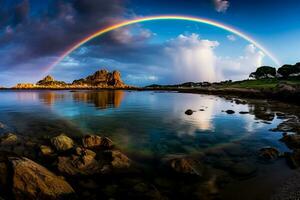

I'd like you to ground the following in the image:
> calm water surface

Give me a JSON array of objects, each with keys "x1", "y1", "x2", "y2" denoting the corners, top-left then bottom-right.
[{"x1": 0, "y1": 90, "x2": 289, "y2": 156}]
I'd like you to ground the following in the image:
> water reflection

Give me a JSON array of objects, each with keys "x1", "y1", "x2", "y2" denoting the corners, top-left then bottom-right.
[
  {"x1": 72, "y1": 90, "x2": 124, "y2": 109},
  {"x1": 38, "y1": 90, "x2": 125, "y2": 109},
  {"x1": 38, "y1": 92, "x2": 66, "y2": 106}
]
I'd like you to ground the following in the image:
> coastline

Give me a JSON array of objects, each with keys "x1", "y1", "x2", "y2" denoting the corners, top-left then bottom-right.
[{"x1": 1, "y1": 85, "x2": 299, "y2": 105}]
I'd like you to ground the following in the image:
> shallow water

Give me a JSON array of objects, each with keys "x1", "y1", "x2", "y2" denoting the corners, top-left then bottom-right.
[{"x1": 0, "y1": 90, "x2": 297, "y2": 199}]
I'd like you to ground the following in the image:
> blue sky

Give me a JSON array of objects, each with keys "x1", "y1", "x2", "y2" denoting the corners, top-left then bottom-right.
[{"x1": 0, "y1": 0, "x2": 300, "y2": 86}]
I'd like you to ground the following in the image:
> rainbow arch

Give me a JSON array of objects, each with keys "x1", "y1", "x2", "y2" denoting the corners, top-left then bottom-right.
[{"x1": 47, "y1": 15, "x2": 281, "y2": 71}]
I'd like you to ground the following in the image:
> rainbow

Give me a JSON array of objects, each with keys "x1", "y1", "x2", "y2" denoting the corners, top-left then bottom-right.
[{"x1": 47, "y1": 15, "x2": 281, "y2": 72}]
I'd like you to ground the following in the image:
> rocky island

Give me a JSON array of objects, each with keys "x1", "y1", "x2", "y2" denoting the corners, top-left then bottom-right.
[{"x1": 14, "y1": 69, "x2": 133, "y2": 89}]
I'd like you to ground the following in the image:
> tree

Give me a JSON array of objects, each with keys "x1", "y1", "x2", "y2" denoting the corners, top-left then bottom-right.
[
  {"x1": 277, "y1": 63, "x2": 300, "y2": 78},
  {"x1": 249, "y1": 66, "x2": 276, "y2": 79}
]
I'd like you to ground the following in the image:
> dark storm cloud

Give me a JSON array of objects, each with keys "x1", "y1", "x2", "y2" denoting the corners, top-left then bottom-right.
[{"x1": 0, "y1": 0, "x2": 128, "y2": 70}]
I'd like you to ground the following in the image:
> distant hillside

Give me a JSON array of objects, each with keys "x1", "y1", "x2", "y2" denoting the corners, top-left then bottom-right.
[{"x1": 13, "y1": 69, "x2": 133, "y2": 89}]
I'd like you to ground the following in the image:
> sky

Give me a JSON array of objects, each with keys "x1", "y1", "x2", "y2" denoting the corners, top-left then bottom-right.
[{"x1": 0, "y1": 0, "x2": 300, "y2": 86}]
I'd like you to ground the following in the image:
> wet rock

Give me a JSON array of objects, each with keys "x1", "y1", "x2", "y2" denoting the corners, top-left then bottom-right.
[
  {"x1": 259, "y1": 147, "x2": 280, "y2": 160},
  {"x1": 0, "y1": 133, "x2": 18, "y2": 145},
  {"x1": 225, "y1": 110, "x2": 235, "y2": 114},
  {"x1": 234, "y1": 99, "x2": 247, "y2": 105},
  {"x1": 82, "y1": 135, "x2": 113, "y2": 149},
  {"x1": 185, "y1": 109, "x2": 194, "y2": 115},
  {"x1": 0, "y1": 155, "x2": 74, "y2": 200},
  {"x1": 51, "y1": 134, "x2": 74, "y2": 151},
  {"x1": 230, "y1": 162, "x2": 257, "y2": 178},
  {"x1": 107, "y1": 150, "x2": 130, "y2": 169},
  {"x1": 57, "y1": 148, "x2": 100, "y2": 176},
  {"x1": 40, "y1": 145, "x2": 54, "y2": 156},
  {"x1": 163, "y1": 155, "x2": 204, "y2": 176},
  {"x1": 280, "y1": 134, "x2": 300, "y2": 149},
  {"x1": 239, "y1": 111, "x2": 249, "y2": 114},
  {"x1": 272, "y1": 118, "x2": 300, "y2": 133}
]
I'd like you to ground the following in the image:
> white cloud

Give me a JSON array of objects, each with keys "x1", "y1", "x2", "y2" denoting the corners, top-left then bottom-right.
[
  {"x1": 217, "y1": 44, "x2": 265, "y2": 80},
  {"x1": 213, "y1": 0, "x2": 230, "y2": 13},
  {"x1": 227, "y1": 34, "x2": 236, "y2": 41},
  {"x1": 165, "y1": 34, "x2": 222, "y2": 82}
]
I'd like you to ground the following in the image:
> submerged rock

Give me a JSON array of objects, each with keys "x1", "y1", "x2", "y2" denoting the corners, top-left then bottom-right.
[
  {"x1": 0, "y1": 155, "x2": 74, "y2": 200},
  {"x1": 57, "y1": 148, "x2": 100, "y2": 176},
  {"x1": 107, "y1": 150, "x2": 130, "y2": 169},
  {"x1": 0, "y1": 133, "x2": 18, "y2": 145},
  {"x1": 185, "y1": 109, "x2": 194, "y2": 115},
  {"x1": 163, "y1": 155, "x2": 204, "y2": 176},
  {"x1": 259, "y1": 147, "x2": 280, "y2": 160},
  {"x1": 230, "y1": 162, "x2": 257, "y2": 177},
  {"x1": 225, "y1": 110, "x2": 235, "y2": 114},
  {"x1": 40, "y1": 145, "x2": 54, "y2": 156},
  {"x1": 51, "y1": 134, "x2": 74, "y2": 151},
  {"x1": 82, "y1": 135, "x2": 113, "y2": 149}
]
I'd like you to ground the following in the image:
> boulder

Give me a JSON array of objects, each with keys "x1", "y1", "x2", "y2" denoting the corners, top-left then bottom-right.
[
  {"x1": 0, "y1": 133, "x2": 18, "y2": 145},
  {"x1": 259, "y1": 147, "x2": 280, "y2": 160},
  {"x1": 0, "y1": 156, "x2": 74, "y2": 200},
  {"x1": 51, "y1": 134, "x2": 74, "y2": 151},
  {"x1": 82, "y1": 135, "x2": 113, "y2": 149}
]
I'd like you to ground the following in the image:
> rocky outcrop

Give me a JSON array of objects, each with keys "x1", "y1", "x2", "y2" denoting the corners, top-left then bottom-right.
[
  {"x1": 0, "y1": 154, "x2": 74, "y2": 200},
  {"x1": 13, "y1": 69, "x2": 131, "y2": 89},
  {"x1": 72, "y1": 69, "x2": 126, "y2": 88},
  {"x1": 36, "y1": 75, "x2": 67, "y2": 86}
]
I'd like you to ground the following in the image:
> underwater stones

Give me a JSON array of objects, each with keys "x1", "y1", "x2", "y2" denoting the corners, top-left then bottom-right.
[
  {"x1": 259, "y1": 147, "x2": 280, "y2": 160},
  {"x1": 225, "y1": 110, "x2": 235, "y2": 114},
  {"x1": 230, "y1": 162, "x2": 257, "y2": 177},
  {"x1": 185, "y1": 109, "x2": 194, "y2": 115},
  {"x1": 82, "y1": 135, "x2": 113, "y2": 149},
  {"x1": 0, "y1": 156, "x2": 74, "y2": 200},
  {"x1": 57, "y1": 147, "x2": 100, "y2": 176},
  {"x1": 163, "y1": 156, "x2": 204, "y2": 176},
  {"x1": 82, "y1": 135, "x2": 101, "y2": 148},
  {"x1": 40, "y1": 145, "x2": 54, "y2": 156},
  {"x1": 0, "y1": 133, "x2": 18, "y2": 145},
  {"x1": 51, "y1": 134, "x2": 74, "y2": 151},
  {"x1": 108, "y1": 150, "x2": 130, "y2": 169}
]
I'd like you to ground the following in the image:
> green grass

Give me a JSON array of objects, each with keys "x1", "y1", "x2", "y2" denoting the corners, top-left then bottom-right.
[{"x1": 221, "y1": 78, "x2": 300, "y2": 89}]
